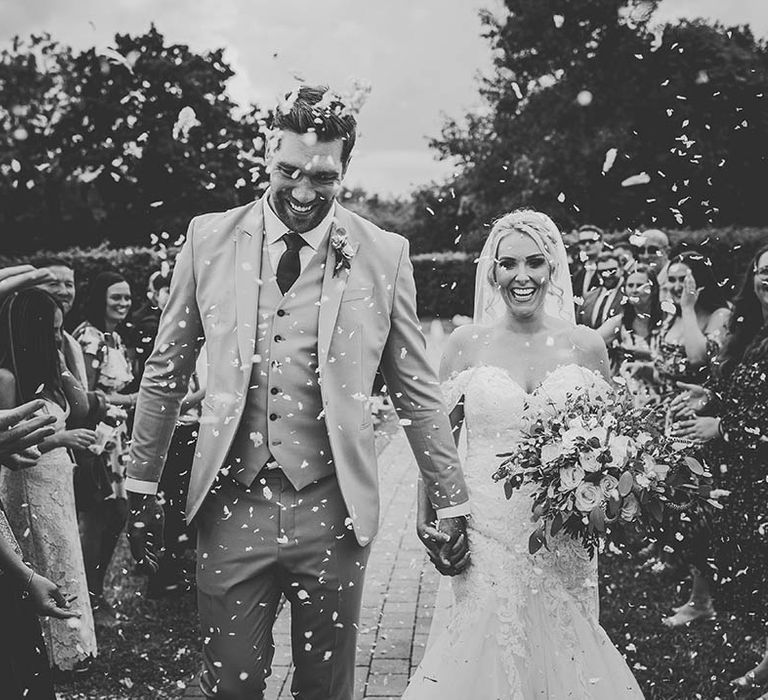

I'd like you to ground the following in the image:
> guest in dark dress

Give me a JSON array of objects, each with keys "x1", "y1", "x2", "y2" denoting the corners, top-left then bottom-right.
[{"x1": 672, "y1": 243, "x2": 768, "y2": 694}]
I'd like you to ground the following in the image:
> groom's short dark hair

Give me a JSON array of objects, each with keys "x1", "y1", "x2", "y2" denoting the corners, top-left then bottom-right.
[{"x1": 274, "y1": 84, "x2": 357, "y2": 167}]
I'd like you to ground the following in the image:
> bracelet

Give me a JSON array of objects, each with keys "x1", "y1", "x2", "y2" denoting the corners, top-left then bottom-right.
[{"x1": 20, "y1": 570, "x2": 35, "y2": 599}]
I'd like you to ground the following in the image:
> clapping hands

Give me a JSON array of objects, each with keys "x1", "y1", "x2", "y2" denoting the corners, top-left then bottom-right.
[{"x1": 668, "y1": 382, "x2": 710, "y2": 421}]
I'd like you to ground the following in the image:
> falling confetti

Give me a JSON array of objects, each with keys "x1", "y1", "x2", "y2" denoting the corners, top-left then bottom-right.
[
  {"x1": 621, "y1": 172, "x2": 651, "y2": 187},
  {"x1": 173, "y1": 106, "x2": 201, "y2": 142},
  {"x1": 602, "y1": 148, "x2": 618, "y2": 174}
]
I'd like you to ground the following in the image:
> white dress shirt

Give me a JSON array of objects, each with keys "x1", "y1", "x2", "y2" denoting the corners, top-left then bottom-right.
[{"x1": 263, "y1": 194, "x2": 336, "y2": 274}]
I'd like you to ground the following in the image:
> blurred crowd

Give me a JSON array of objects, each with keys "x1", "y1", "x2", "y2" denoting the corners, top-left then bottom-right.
[
  {"x1": 570, "y1": 225, "x2": 768, "y2": 692},
  {"x1": 0, "y1": 262, "x2": 202, "y2": 698}
]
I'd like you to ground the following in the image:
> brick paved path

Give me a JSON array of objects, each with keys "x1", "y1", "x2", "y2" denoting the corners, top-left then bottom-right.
[{"x1": 184, "y1": 320, "x2": 450, "y2": 699}]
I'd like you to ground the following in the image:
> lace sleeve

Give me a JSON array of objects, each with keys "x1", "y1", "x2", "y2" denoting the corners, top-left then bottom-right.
[{"x1": 440, "y1": 369, "x2": 472, "y2": 413}]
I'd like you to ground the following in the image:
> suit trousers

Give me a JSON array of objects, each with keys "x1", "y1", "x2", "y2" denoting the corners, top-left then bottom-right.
[{"x1": 196, "y1": 469, "x2": 370, "y2": 700}]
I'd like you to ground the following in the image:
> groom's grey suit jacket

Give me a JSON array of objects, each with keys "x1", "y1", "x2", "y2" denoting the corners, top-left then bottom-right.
[{"x1": 126, "y1": 195, "x2": 469, "y2": 545}]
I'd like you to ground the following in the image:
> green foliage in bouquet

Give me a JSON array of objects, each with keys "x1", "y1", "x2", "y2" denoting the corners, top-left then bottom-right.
[{"x1": 492, "y1": 389, "x2": 716, "y2": 556}]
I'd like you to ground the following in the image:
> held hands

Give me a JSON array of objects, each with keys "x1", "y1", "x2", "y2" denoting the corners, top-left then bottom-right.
[
  {"x1": 127, "y1": 493, "x2": 165, "y2": 574},
  {"x1": 417, "y1": 515, "x2": 470, "y2": 576},
  {"x1": 0, "y1": 400, "x2": 56, "y2": 470}
]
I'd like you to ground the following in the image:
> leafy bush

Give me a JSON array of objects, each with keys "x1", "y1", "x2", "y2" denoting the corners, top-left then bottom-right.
[
  {"x1": 3, "y1": 226, "x2": 765, "y2": 325},
  {"x1": 0, "y1": 243, "x2": 172, "y2": 324}
]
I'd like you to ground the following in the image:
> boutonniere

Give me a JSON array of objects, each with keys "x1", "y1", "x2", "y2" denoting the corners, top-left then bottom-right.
[{"x1": 330, "y1": 227, "x2": 354, "y2": 276}]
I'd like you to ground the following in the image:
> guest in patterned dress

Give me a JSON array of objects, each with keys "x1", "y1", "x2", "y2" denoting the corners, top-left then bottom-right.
[
  {"x1": 0, "y1": 289, "x2": 98, "y2": 671},
  {"x1": 598, "y1": 264, "x2": 664, "y2": 406},
  {"x1": 671, "y1": 243, "x2": 768, "y2": 695},
  {"x1": 73, "y1": 272, "x2": 136, "y2": 625},
  {"x1": 654, "y1": 250, "x2": 731, "y2": 397}
]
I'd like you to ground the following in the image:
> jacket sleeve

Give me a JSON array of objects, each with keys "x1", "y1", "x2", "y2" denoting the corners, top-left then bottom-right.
[
  {"x1": 379, "y1": 238, "x2": 470, "y2": 517},
  {"x1": 125, "y1": 219, "x2": 204, "y2": 494}
]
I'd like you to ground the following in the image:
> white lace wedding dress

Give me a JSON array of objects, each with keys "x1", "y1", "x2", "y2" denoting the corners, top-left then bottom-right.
[{"x1": 403, "y1": 363, "x2": 644, "y2": 699}]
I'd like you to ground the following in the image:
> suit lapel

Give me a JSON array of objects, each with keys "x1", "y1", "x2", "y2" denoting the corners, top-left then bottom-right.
[
  {"x1": 318, "y1": 208, "x2": 361, "y2": 368},
  {"x1": 234, "y1": 199, "x2": 265, "y2": 369}
]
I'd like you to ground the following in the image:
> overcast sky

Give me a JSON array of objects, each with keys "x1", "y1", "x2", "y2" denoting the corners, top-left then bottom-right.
[{"x1": 3, "y1": 0, "x2": 767, "y2": 196}]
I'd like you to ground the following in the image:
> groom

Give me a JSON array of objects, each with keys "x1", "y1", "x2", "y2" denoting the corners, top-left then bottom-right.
[{"x1": 126, "y1": 85, "x2": 470, "y2": 700}]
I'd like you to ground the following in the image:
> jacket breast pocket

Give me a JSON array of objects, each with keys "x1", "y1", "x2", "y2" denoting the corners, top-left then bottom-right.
[{"x1": 341, "y1": 286, "x2": 374, "y2": 303}]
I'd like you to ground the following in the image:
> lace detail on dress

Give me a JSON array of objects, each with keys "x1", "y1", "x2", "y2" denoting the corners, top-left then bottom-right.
[
  {"x1": 405, "y1": 364, "x2": 643, "y2": 699},
  {"x1": 440, "y1": 369, "x2": 475, "y2": 412}
]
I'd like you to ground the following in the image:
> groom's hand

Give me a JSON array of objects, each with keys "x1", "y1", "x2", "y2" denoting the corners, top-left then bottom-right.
[
  {"x1": 127, "y1": 492, "x2": 165, "y2": 574},
  {"x1": 418, "y1": 515, "x2": 470, "y2": 576}
]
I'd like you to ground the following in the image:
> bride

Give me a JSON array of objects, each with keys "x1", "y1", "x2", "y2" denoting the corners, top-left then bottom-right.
[{"x1": 404, "y1": 210, "x2": 644, "y2": 699}]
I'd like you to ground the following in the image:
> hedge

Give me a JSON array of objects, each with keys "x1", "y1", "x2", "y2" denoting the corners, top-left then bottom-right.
[{"x1": 2, "y1": 226, "x2": 767, "y2": 323}]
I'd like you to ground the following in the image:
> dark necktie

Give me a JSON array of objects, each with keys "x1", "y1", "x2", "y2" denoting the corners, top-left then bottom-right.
[
  {"x1": 594, "y1": 291, "x2": 611, "y2": 327},
  {"x1": 276, "y1": 231, "x2": 307, "y2": 294}
]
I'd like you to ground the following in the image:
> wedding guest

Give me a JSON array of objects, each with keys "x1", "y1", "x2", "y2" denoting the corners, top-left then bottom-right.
[
  {"x1": 654, "y1": 250, "x2": 731, "y2": 398},
  {"x1": 72, "y1": 272, "x2": 136, "y2": 625},
  {"x1": 598, "y1": 264, "x2": 664, "y2": 406},
  {"x1": 633, "y1": 228, "x2": 670, "y2": 276},
  {"x1": 671, "y1": 243, "x2": 768, "y2": 692},
  {"x1": 0, "y1": 289, "x2": 98, "y2": 671},
  {"x1": 34, "y1": 259, "x2": 111, "y2": 519},
  {"x1": 131, "y1": 270, "x2": 168, "y2": 381},
  {"x1": 576, "y1": 252, "x2": 624, "y2": 329},
  {"x1": 0, "y1": 398, "x2": 60, "y2": 699},
  {"x1": 610, "y1": 236, "x2": 635, "y2": 271},
  {"x1": 572, "y1": 225, "x2": 605, "y2": 299},
  {"x1": 34, "y1": 259, "x2": 86, "y2": 383},
  {"x1": 137, "y1": 271, "x2": 204, "y2": 598}
]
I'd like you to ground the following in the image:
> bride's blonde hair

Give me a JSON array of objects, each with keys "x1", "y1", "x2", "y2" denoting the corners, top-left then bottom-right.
[{"x1": 485, "y1": 209, "x2": 566, "y2": 307}]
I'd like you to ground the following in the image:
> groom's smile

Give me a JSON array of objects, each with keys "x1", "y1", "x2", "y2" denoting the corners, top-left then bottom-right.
[{"x1": 268, "y1": 130, "x2": 346, "y2": 233}]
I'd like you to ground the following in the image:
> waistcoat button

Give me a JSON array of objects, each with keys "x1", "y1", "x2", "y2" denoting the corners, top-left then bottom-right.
[
  {"x1": 276, "y1": 309, "x2": 287, "y2": 317},
  {"x1": 270, "y1": 387, "x2": 280, "y2": 395},
  {"x1": 269, "y1": 413, "x2": 278, "y2": 421}
]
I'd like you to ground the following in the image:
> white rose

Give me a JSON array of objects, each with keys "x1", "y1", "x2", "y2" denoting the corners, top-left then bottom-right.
[
  {"x1": 575, "y1": 482, "x2": 603, "y2": 513},
  {"x1": 636, "y1": 431, "x2": 653, "y2": 447},
  {"x1": 599, "y1": 474, "x2": 619, "y2": 499},
  {"x1": 578, "y1": 448, "x2": 601, "y2": 472},
  {"x1": 620, "y1": 493, "x2": 640, "y2": 522},
  {"x1": 561, "y1": 425, "x2": 588, "y2": 450},
  {"x1": 559, "y1": 464, "x2": 586, "y2": 491},
  {"x1": 607, "y1": 434, "x2": 635, "y2": 468}
]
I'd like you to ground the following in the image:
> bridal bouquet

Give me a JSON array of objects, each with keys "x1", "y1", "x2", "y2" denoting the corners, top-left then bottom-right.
[{"x1": 492, "y1": 390, "x2": 713, "y2": 555}]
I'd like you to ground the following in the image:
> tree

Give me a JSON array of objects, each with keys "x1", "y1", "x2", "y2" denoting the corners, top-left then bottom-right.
[
  {"x1": 430, "y1": 0, "x2": 768, "y2": 245},
  {"x1": 0, "y1": 27, "x2": 270, "y2": 251}
]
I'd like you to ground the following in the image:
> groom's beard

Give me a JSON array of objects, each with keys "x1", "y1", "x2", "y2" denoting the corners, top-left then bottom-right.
[{"x1": 270, "y1": 191, "x2": 335, "y2": 234}]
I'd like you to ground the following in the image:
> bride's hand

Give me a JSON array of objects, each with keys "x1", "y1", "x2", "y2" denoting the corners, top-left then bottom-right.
[
  {"x1": 419, "y1": 516, "x2": 470, "y2": 576},
  {"x1": 417, "y1": 517, "x2": 451, "y2": 571}
]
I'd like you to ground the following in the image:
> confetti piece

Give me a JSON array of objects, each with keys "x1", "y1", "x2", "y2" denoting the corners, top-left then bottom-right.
[{"x1": 621, "y1": 172, "x2": 651, "y2": 187}]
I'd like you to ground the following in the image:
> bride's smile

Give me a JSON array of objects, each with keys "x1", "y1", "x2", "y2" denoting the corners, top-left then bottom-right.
[{"x1": 493, "y1": 232, "x2": 552, "y2": 316}]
